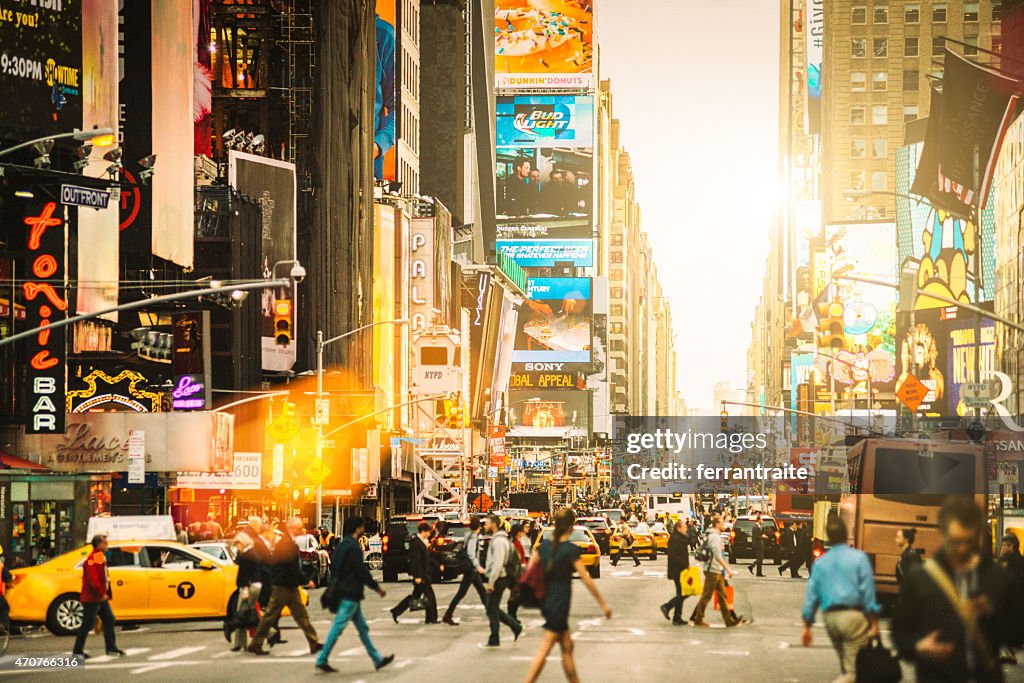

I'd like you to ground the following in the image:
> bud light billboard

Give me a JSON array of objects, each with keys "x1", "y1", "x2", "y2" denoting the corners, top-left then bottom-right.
[{"x1": 496, "y1": 95, "x2": 594, "y2": 148}]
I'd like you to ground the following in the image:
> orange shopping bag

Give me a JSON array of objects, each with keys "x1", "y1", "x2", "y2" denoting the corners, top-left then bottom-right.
[{"x1": 712, "y1": 583, "x2": 735, "y2": 611}]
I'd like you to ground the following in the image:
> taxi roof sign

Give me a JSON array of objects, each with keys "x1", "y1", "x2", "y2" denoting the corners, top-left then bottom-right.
[{"x1": 87, "y1": 515, "x2": 176, "y2": 542}]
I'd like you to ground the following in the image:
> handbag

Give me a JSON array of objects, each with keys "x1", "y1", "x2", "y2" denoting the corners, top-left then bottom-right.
[
  {"x1": 408, "y1": 595, "x2": 429, "y2": 611},
  {"x1": 855, "y1": 637, "x2": 902, "y2": 683},
  {"x1": 518, "y1": 543, "x2": 555, "y2": 609},
  {"x1": 694, "y1": 535, "x2": 711, "y2": 563},
  {"x1": 679, "y1": 566, "x2": 703, "y2": 597}
]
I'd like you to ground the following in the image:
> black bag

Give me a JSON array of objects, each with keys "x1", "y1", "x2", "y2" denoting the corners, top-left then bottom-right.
[
  {"x1": 234, "y1": 607, "x2": 260, "y2": 628},
  {"x1": 504, "y1": 545, "x2": 523, "y2": 580},
  {"x1": 320, "y1": 545, "x2": 348, "y2": 614},
  {"x1": 409, "y1": 595, "x2": 429, "y2": 611},
  {"x1": 855, "y1": 637, "x2": 902, "y2": 683},
  {"x1": 694, "y1": 535, "x2": 711, "y2": 563}
]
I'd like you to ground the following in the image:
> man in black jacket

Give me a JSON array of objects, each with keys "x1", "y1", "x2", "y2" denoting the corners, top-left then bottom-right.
[
  {"x1": 315, "y1": 517, "x2": 394, "y2": 673},
  {"x1": 247, "y1": 517, "x2": 323, "y2": 656},
  {"x1": 778, "y1": 522, "x2": 801, "y2": 578},
  {"x1": 390, "y1": 522, "x2": 439, "y2": 623},
  {"x1": 893, "y1": 497, "x2": 1022, "y2": 682},
  {"x1": 229, "y1": 517, "x2": 267, "y2": 651},
  {"x1": 748, "y1": 514, "x2": 766, "y2": 577},
  {"x1": 660, "y1": 519, "x2": 691, "y2": 625}
]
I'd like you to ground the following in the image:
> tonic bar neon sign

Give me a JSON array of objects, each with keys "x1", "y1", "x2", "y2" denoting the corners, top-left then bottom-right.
[{"x1": 24, "y1": 201, "x2": 67, "y2": 434}]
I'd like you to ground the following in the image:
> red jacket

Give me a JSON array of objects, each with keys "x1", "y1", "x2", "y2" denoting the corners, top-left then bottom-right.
[{"x1": 80, "y1": 549, "x2": 109, "y2": 604}]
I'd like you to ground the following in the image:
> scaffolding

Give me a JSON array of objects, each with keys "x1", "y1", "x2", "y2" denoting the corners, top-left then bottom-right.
[{"x1": 279, "y1": 0, "x2": 315, "y2": 166}]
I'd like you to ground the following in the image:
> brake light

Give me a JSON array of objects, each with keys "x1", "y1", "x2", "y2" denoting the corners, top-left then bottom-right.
[
  {"x1": 586, "y1": 544, "x2": 598, "y2": 555},
  {"x1": 730, "y1": 530, "x2": 736, "y2": 543},
  {"x1": 7, "y1": 574, "x2": 24, "y2": 590},
  {"x1": 775, "y1": 531, "x2": 780, "y2": 542},
  {"x1": 812, "y1": 547, "x2": 823, "y2": 558},
  {"x1": 382, "y1": 534, "x2": 389, "y2": 553}
]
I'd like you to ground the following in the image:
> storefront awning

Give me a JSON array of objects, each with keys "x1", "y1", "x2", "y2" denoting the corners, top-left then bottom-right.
[{"x1": 0, "y1": 452, "x2": 49, "y2": 471}]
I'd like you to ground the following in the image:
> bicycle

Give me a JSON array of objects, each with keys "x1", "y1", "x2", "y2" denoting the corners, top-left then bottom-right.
[{"x1": 0, "y1": 596, "x2": 10, "y2": 655}]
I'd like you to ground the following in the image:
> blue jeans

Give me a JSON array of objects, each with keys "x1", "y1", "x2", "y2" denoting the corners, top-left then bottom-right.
[{"x1": 316, "y1": 600, "x2": 381, "y2": 667}]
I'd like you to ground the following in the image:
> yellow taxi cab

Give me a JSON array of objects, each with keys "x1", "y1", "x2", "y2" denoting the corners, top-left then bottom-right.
[
  {"x1": 649, "y1": 522, "x2": 671, "y2": 552},
  {"x1": 611, "y1": 521, "x2": 658, "y2": 561},
  {"x1": 8, "y1": 539, "x2": 305, "y2": 635},
  {"x1": 532, "y1": 525, "x2": 602, "y2": 578}
]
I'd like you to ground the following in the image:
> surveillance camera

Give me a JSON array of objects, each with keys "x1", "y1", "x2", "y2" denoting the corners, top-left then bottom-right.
[{"x1": 290, "y1": 263, "x2": 306, "y2": 282}]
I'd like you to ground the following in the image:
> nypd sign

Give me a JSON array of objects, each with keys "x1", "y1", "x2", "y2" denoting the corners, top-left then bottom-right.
[{"x1": 60, "y1": 184, "x2": 110, "y2": 209}]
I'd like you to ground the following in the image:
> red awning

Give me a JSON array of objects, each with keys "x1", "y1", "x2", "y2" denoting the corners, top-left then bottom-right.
[{"x1": 0, "y1": 452, "x2": 49, "y2": 470}]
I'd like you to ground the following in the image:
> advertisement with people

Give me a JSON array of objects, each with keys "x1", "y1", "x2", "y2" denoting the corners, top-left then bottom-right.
[
  {"x1": 507, "y1": 389, "x2": 591, "y2": 438},
  {"x1": 494, "y1": 0, "x2": 594, "y2": 90},
  {"x1": 497, "y1": 238, "x2": 594, "y2": 267},
  {"x1": 513, "y1": 278, "x2": 592, "y2": 366},
  {"x1": 496, "y1": 95, "x2": 594, "y2": 218}
]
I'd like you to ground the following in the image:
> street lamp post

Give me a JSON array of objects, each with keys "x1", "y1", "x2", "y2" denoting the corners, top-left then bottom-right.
[
  {"x1": 0, "y1": 127, "x2": 115, "y2": 160},
  {"x1": 313, "y1": 318, "x2": 408, "y2": 531}
]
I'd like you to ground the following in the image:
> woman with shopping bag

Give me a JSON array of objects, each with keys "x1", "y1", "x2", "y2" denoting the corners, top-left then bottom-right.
[{"x1": 659, "y1": 519, "x2": 693, "y2": 625}]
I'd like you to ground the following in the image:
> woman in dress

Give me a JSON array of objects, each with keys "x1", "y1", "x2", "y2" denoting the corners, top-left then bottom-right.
[{"x1": 524, "y1": 509, "x2": 611, "y2": 683}]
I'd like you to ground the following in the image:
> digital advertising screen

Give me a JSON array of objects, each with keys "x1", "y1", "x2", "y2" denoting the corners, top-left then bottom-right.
[
  {"x1": 513, "y1": 277, "x2": 592, "y2": 367},
  {"x1": 494, "y1": 0, "x2": 594, "y2": 90},
  {"x1": 496, "y1": 95, "x2": 594, "y2": 219},
  {"x1": 507, "y1": 389, "x2": 591, "y2": 438},
  {"x1": 496, "y1": 238, "x2": 594, "y2": 267}
]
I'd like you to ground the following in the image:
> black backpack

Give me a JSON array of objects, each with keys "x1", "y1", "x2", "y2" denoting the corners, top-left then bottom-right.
[{"x1": 503, "y1": 539, "x2": 523, "y2": 580}]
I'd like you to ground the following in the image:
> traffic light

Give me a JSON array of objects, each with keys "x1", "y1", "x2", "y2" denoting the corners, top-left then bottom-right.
[
  {"x1": 817, "y1": 301, "x2": 846, "y2": 349},
  {"x1": 273, "y1": 299, "x2": 293, "y2": 346},
  {"x1": 720, "y1": 409, "x2": 728, "y2": 432},
  {"x1": 441, "y1": 393, "x2": 468, "y2": 428}
]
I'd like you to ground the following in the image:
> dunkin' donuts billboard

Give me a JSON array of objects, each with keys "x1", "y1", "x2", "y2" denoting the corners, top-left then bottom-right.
[{"x1": 495, "y1": 0, "x2": 594, "y2": 90}]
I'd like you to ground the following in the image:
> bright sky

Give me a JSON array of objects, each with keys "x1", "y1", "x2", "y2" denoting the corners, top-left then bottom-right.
[{"x1": 598, "y1": 0, "x2": 781, "y2": 411}]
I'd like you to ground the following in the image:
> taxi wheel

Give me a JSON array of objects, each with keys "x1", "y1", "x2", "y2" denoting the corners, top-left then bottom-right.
[
  {"x1": 587, "y1": 564, "x2": 600, "y2": 579},
  {"x1": 649, "y1": 550, "x2": 657, "y2": 561},
  {"x1": 46, "y1": 593, "x2": 83, "y2": 636}
]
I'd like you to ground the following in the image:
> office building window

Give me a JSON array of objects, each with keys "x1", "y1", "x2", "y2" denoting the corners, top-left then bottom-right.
[
  {"x1": 993, "y1": 37, "x2": 1003, "y2": 54},
  {"x1": 964, "y1": 2, "x2": 979, "y2": 21},
  {"x1": 872, "y1": 71, "x2": 888, "y2": 91},
  {"x1": 872, "y1": 139, "x2": 887, "y2": 158},
  {"x1": 905, "y1": 37, "x2": 919, "y2": 57},
  {"x1": 611, "y1": 234, "x2": 623, "y2": 245},
  {"x1": 994, "y1": 2, "x2": 1003, "y2": 21},
  {"x1": 903, "y1": 70, "x2": 919, "y2": 91},
  {"x1": 852, "y1": 5, "x2": 867, "y2": 23},
  {"x1": 851, "y1": 139, "x2": 867, "y2": 158},
  {"x1": 851, "y1": 72, "x2": 867, "y2": 92},
  {"x1": 871, "y1": 171, "x2": 887, "y2": 192},
  {"x1": 964, "y1": 36, "x2": 979, "y2": 56},
  {"x1": 933, "y1": 36, "x2": 946, "y2": 57},
  {"x1": 852, "y1": 38, "x2": 867, "y2": 58},
  {"x1": 904, "y1": 104, "x2": 919, "y2": 122},
  {"x1": 874, "y1": 38, "x2": 888, "y2": 57},
  {"x1": 851, "y1": 106, "x2": 866, "y2": 125},
  {"x1": 872, "y1": 105, "x2": 888, "y2": 125},
  {"x1": 905, "y1": 4, "x2": 920, "y2": 23},
  {"x1": 610, "y1": 251, "x2": 623, "y2": 264},
  {"x1": 873, "y1": 5, "x2": 888, "y2": 23},
  {"x1": 933, "y1": 3, "x2": 947, "y2": 22},
  {"x1": 850, "y1": 171, "x2": 866, "y2": 190}
]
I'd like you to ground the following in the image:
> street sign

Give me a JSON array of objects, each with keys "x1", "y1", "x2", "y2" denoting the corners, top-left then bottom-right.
[
  {"x1": 961, "y1": 381, "x2": 993, "y2": 409},
  {"x1": 363, "y1": 483, "x2": 378, "y2": 499},
  {"x1": 266, "y1": 413, "x2": 299, "y2": 443},
  {"x1": 127, "y1": 430, "x2": 146, "y2": 484},
  {"x1": 896, "y1": 374, "x2": 928, "y2": 412},
  {"x1": 314, "y1": 398, "x2": 330, "y2": 426},
  {"x1": 303, "y1": 458, "x2": 331, "y2": 487}
]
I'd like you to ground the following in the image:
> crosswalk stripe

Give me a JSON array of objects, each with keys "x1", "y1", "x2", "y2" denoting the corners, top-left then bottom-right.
[
  {"x1": 148, "y1": 645, "x2": 206, "y2": 660},
  {"x1": 131, "y1": 662, "x2": 177, "y2": 674}
]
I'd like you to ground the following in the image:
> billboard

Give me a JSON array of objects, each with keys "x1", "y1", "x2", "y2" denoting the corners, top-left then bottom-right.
[
  {"x1": 804, "y1": 0, "x2": 823, "y2": 134},
  {"x1": 497, "y1": 218, "x2": 592, "y2": 241},
  {"x1": 494, "y1": 0, "x2": 594, "y2": 90},
  {"x1": 374, "y1": 0, "x2": 397, "y2": 181},
  {"x1": 0, "y1": 0, "x2": 82, "y2": 137},
  {"x1": 497, "y1": 238, "x2": 593, "y2": 267},
  {"x1": 496, "y1": 95, "x2": 594, "y2": 219},
  {"x1": 513, "y1": 277, "x2": 591, "y2": 366},
  {"x1": 507, "y1": 389, "x2": 590, "y2": 438},
  {"x1": 896, "y1": 141, "x2": 997, "y2": 309},
  {"x1": 895, "y1": 305, "x2": 996, "y2": 417},
  {"x1": 228, "y1": 152, "x2": 298, "y2": 372}
]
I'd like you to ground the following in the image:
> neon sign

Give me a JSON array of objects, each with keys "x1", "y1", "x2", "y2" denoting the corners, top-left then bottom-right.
[
  {"x1": 24, "y1": 202, "x2": 66, "y2": 434},
  {"x1": 67, "y1": 370, "x2": 163, "y2": 413},
  {"x1": 171, "y1": 374, "x2": 206, "y2": 410}
]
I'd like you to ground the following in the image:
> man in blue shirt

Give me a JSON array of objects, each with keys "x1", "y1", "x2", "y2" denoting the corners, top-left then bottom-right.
[
  {"x1": 801, "y1": 516, "x2": 880, "y2": 682},
  {"x1": 374, "y1": 14, "x2": 396, "y2": 180}
]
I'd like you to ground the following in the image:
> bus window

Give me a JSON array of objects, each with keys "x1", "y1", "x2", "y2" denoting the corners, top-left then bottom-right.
[{"x1": 872, "y1": 447, "x2": 976, "y2": 498}]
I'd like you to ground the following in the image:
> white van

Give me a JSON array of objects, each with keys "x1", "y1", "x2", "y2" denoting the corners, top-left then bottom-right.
[
  {"x1": 641, "y1": 492, "x2": 692, "y2": 520},
  {"x1": 732, "y1": 495, "x2": 772, "y2": 514}
]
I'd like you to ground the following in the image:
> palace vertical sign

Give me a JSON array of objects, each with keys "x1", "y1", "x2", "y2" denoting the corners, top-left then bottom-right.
[
  {"x1": 24, "y1": 202, "x2": 67, "y2": 434},
  {"x1": 409, "y1": 217, "x2": 436, "y2": 332}
]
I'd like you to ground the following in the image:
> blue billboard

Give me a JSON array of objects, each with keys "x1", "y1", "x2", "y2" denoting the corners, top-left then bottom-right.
[
  {"x1": 496, "y1": 95, "x2": 594, "y2": 148},
  {"x1": 497, "y1": 238, "x2": 594, "y2": 267}
]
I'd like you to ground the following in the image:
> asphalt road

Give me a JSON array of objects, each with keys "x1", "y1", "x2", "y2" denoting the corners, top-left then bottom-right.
[{"x1": 1, "y1": 555, "x2": 1022, "y2": 682}]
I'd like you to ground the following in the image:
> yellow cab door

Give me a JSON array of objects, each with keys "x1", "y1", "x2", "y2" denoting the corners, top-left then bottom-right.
[
  {"x1": 105, "y1": 544, "x2": 150, "y2": 620},
  {"x1": 142, "y1": 545, "x2": 227, "y2": 618}
]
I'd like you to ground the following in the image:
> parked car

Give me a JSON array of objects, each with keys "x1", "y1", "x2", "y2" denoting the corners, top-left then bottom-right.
[
  {"x1": 381, "y1": 514, "x2": 461, "y2": 583},
  {"x1": 294, "y1": 533, "x2": 331, "y2": 586},
  {"x1": 532, "y1": 526, "x2": 602, "y2": 578},
  {"x1": 726, "y1": 515, "x2": 781, "y2": 565},
  {"x1": 611, "y1": 521, "x2": 658, "y2": 560}
]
